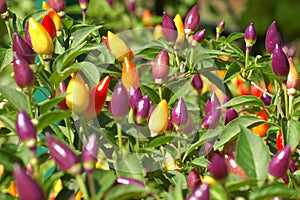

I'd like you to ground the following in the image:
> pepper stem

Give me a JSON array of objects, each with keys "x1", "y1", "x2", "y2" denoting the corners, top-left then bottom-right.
[
  {"x1": 87, "y1": 172, "x2": 96, "y2": 199},
  {"x1": 75, "y1": 174, "x2": 89, "y2": 200}
]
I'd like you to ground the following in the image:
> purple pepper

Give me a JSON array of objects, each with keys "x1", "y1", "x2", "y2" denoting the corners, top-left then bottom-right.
[
  {"x1": 13, "y1": 164, "x2": 46, "y2": 200},
  {"x1": 244, "y1": 23, "x2": 257, "y2": 50},
  {"x1": 202, "y1": 93, "x2": 221, "y2": 129},
  {"x1": 128, "y1": 86, "x2": 142, "y2": 109},
  {"x1": 185, "y1": 183, "x2": 210, "y2": 200},
  {"x1": 115, "y1": 177, "x2": 145, "y2": 187},
  {"x1": 25, "y1": 22, "x2": 32, "y2": 47},
  {"x1": 191, "y1": 29, "x2": 206, "y2": 47},
  {"x1": 152, "y1": 49, "x2": 170, "y2": 85},
  {"x1": 165, "y1": 118, "x2": 173, "y2": 133},
  {"x1": 187, "y1": 167, "x2": 202, "y2": 191},
  {"x1": 192, "y1": 74, "x2": 203, "y2": 92},
  {"x1": 48, "y1": 0, "x2": 66, "y2": 17},
  {"x1": 128, "y1": 0, "x2": 135, "y2": 13},
  {"x1": 268, "y1": 145, "x2": 291, "y2": 179},
  {"x1": 282, "y1": 44, "x2": 297, "y2": 58},
  {"x1": 0, "y1": 0, "x2": 7, "y2": 15},
  {"x1": 82, "y1": 133, "x2": 98, "y2": 173},
  {"x1": 171, "y1": 97, "x2": 188, "y2": 127},
  {"x1": 207, "y1": 151, "x2": 228, "y2": 180},
  {"x1": 184, "y1": 5, "x2": 200, "y2": 35},
  {"x1": 109, "y1": 81, "x2": 130, "y2": 118},
  {"x1": 13, "y1": 51, "x2": 35, "y2": 88},
  {"x1": 162, "y1": 12, "x2": 178, "y2": 44},
  {"x1": 216, "y1": 20, "x2": 225, "y2": 35},
  {"x1": 16, "y1": 109, "x2": 37, "y2": 151},
  {"x1": 224, "y1": 108, "x2": 238, "y2": 125},
  {"x1": 265, "y1": 21, "x2": 281, "y2": 54},
  {"x1": 272, "y1": 43, "x2": 289, "y2": 78},
  {"x1": 106, "y1": 0, "x2": 113, "y2": 6},
  {"x1": 56, "y1": 82, "x2": 69, "y2": 110},
  {"x1": 13, "y1": 33, "x2": 36, "y2": 64},
  {"x1": 78, "y1": 0, "x2": 90, "y2": 12},
  {"x1": 260, "y1": 91, "x2": 272, "y2": 106},
  {"x1": 134, "y1": 95, "x2": 150, "y2": 125},
  {"x1": 46, "y1": 133, "x2": 81, "y2": 175}
]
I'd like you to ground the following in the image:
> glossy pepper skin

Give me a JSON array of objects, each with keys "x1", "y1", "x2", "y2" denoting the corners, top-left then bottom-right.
[
  {"x1": 216, "y1": 20, "x2": 225, "y2": 35},
  {"x1": 82, "y1": 133, "x2": 98, "y2": 173},
  {"x1": 202, "y1": 93, "x2": 221, "y2": 129},
  {"x1": 153, "y1": 24, "x2": 163, "y2": 39},
  {"x1": 46, "y1": 133, "x2": 81, "y2": 175},
  {"x1": 13, "y1": 164, "x2": 46, "y2": 200},
  {"x1": 56, "y1": 82, "x2": 69, "y2": 110},
  {"x1": 276, "y1": 131, "x2": 284, "y2": 151},
  {"x1": 122, "y1": 57, "x2": 140, "y2": 91},
  {"x1": 244, "y1": 23, "x2": 257, "y2": 50},
  {"x1": 84, "y1": 76, "x2": 110, "y2": 120},
  {"x1": 13, "y1": 51, "x2": 35, "y2": 88},
  {"x1": 191, "y1": 29, "x2": 206, "y2": 47},
  {"x1": 66, "y1": 73, "x2": 90, "y2": 114},
  {"x1": 224, "y1": 108, "x2": 238, "y2": 125},
  {"x1": 286, "y1": 57, "x2": 299, "y2": 96},
  {"x1": 192, "y1": 74, "x2": 203, "y2": 92},
  {"x1": 207, "y1": 151, "x2": 228, "y2": 180},
  {"x1": 42, "y1": 2, "x2": 63, "y2": 34},
  {"x1": 134, "y1": 95, "x2": 150, "y2": 125},
  {"x1": 129, "y1": 86, "x2": 142, "y2": 109},
  {"x1": 16, "y1": 109, "x2": 37, "y2": 151},
  {"x1": 272, "y1": 44, "x2": 289, "y2": 78},
  {"x1": 27, "y1": 17, "x2": 53, "y2": 57},
  {"x1": 148, "y1": 99, "x2": 169, "y2": 135},
  {"x1": 184, "y1": 5, "x2": 200, "y2": 35},
  {"x1": 187, "y1": 167, "x2": 202, "y2": 191},
  {"x1": 79, "y1": 0, "x2": 90, "y2": 12},
  {"x1": 109, "y1": 81, "x2": 130, "y2": 118},
  {"x1": 152, "y1": 49, "x2": 170, "y2": 85},
  {"x1": 162, "y1": 12, "x2": 178, "y2": 44},
  {"x1": 171, "y1": 97, "x2": 188, "y2": 128},
  {"x1": 268, "y1": 145, "x2": 291, "y2": 179},
  {"x1": 252, "y1": 109, "x2": 268, "y2": 137},
  {"x1": 260, "y1": 91, "x2": 272, "y2": 106},
  {"x1": 0, "y1": 0, "x2": 7, "y2": 15},
  {"x1": 13, "y1": 33, "x2": 36, "y2": 64},
  {"x1": 265, "y1": 21, "x2": 281, "y2": 54},
  {"x1": 48, "y1": 0, "x2": 66, "y2": 17},
  {"x1": 115, "y1": 177, "x2": 145, "y2": 187},
  {"x1": 173, "y1": 14, "x2": 185, "y2": 47},
  {"x1": 41, "y1": 14, "x2": 56, "y2": 40},
  {"x1": 186, "y1": 183, "x2": 210, "y2": 200},
  {"x1": 224, "y1": 155, "x2": 248, "y2": 180}
]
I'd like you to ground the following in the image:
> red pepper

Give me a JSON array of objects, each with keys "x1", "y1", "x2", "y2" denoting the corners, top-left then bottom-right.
[
  {"x1": 276, "y1": 131, "x2": 284, "y2": 151},
  {"x1": 41, "y1": 14, "x2": 56, "y2": 40},
  {"x1": 84, "y1": 76, "x2": 110, "y2": 120},
  {"x1": 251, "y1": 109, "x2": 268, "y2": 137}
]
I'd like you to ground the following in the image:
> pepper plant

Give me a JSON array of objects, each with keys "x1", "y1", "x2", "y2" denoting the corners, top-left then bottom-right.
[{"x1": 0, "y1": 0, "x2": 300, "y2": 200}]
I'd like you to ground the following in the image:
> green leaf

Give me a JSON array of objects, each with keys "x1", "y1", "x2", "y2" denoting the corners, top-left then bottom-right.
[
  {"x1": 221, "y1": 95, "x2": 263, "y2": 108},
  {"x1": 71, "y1": 25, "x2": 102, "y2": 47},
  {"x1": 227, "y1": 43, "x2": 245, "y2": 58},
  {"x1": 281, "y1": 119, "x2": 300, "y2": 149},
  {"x1": 226, "y1": 179, "x2": 258, "y2": 193},
  {"x1": 214, "y1": 115, "x2": 265, "y2": 149},
  {"x1": 0, "y1": 115, "x2": 16, "y2": 132},
  {"x1": 22, "y1": 10, "x2": 51, "y2": 27},
  {"x1": 95, "y1": 170, "x2": 117, "y2": 199},
  {"x1": 249, "y1": 183, "x2": 300, "y2": 200},
  {"x1": 191, "y1": 157, "x2": 210, "y2": 168},
  {"x1": 49, "y1": 62, "x2": 81, "y2": 85},
  {"x1": 210, "y1": 182, "x2": 228, "y2": 200},
  {"x1": 226, "y1": 32, "x2": 244, "y2": 43},
  {"x1": 104, "y1": 184, "x2": 150, "y2": 200},
  {"x1": 236, "y1": 126, "x2": 270, "y2": 185},
  {"x1": 166, "y1": 171, "x2": 185, "y2": 200},
  {"x1": 79, "y1": 61, "x2": 100, "y2": 88},
  {"x1": 201, "y1": 70, "x2": 228, "y2": 95},
  {"x1": 140, "y1": 84, "x2": 160, "y2": 104},
  {"x1": 0, "y1": 86, "x2": 30, "y2": 113},
  {"x1": 223, "y1": 62, "x2": 241, "y2": 83},
  {"x1": 0, "y1": 148, "x2": 24, "y2": 172},
  {"x1": 39, "y1": 93, "x2": 67, "y2": 114},
  {"x1": 146, "y1": 133, "x2": 176, "y2": 148},
  {"x1": 0, "y1": 47, "x2": 13, "y2": 70},
  {"x1": 36, "y1": 110, "x2": 71, "y2": 131}
]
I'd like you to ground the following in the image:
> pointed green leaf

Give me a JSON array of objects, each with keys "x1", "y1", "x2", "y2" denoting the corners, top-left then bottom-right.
[
  {"x1": 71, "y1": 25, "x2": 102, "y2": 47},
  {"x1": 0, "y1": 86, "x2": 30, "y2": 113}
]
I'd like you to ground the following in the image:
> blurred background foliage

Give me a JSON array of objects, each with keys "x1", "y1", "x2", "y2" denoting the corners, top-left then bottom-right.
[{"x1": 1, "y1": 0, "x2": 300, "y2": 56}]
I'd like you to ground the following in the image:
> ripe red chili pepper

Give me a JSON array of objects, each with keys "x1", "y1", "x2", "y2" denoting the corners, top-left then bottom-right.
[
  {"x1": 276, "y1": 131, "x2": 284, "y2": 151},
  {"x1": 41, "y1": 14, "x2": 56, "y2": 40},
  {"x1": 252, "y1": 109, "x2": 268, "y2": 137},
  {"x1": 84, "y1": 76, "x2": 110, "y2": 120}
]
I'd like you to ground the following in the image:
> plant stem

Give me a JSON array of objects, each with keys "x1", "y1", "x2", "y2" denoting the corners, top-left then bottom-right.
[
  {"x1": 245, "y1": 48, "x2": 250, "y2": 69},
  {"x1": 158, "y1": 86, "x2": 163, "y2": 100},
  {"x1": 4, "y1": 18, "x2": 13, "y2": 45},
  {"x1": 288, "y1": 95, "x2": 294, "y2": 118},
  {"x1": 283, "y1": 84, "x2": 289, "y2": 120},
  {"x1": 87, "y1": 172, "x2": 96, "y2": 199},
  {"x1": 76, "y1": 174, "x2": 89, "y2": 200},
  {"x1": 82, "y1": 11, "x2": 86, "y2": 24},
  {"x1": 26, "y1": 89, "x2": 34, "y2": 118},
  {"x1": 117, "y1": 123, "x2": 123, "y2": 150}
]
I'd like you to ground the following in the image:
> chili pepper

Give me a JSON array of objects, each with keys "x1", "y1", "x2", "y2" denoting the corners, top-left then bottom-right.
[
  {"x1": 272, "y1": 43, "x2": 289, "y2": 78},
  {"x1": 171, "y1": 97, "x2": 188, "y2": 128},
  {"x1": 13, "y1": 164, "x2": 46, "y2": 200},
  {"x1": 192, "y1": 74, "x2": 203, "y2": 92},
  {"x1": 115, "y1": 177, "x2": 145, "y2": 187},
  {"x1": 181, "y1": 114, "x2": 194, "y2": 134},
  {"x1": 13, "y1": 33, "x2": 36, "y2": 64},
  {"x1": 162, "y1": 12, "x2": 178, "y2": 44},
  {"x1": 191, "y1": 29, "x2": 206, "y2": 47},
  {"x1": 184, "y1": 5, "x2": 200, "y2": 35},
  {"x1": 84, "y1": 76, "x2": 110, "y2": 120},
  {"x1": 216, "y1": 20, "x2": 225, "y2": 36},
  {"x1": 102, "y1": 35, "x2": 110, "y2": 50},
  {"x1": 107, "y1": 31, "x2": 133, "y2": 62},
  {"x1": 42, "y1": 2, "x2": 63, "y2": 34},
  {"x1": 25, "y1": 22, "x2": 32, "y2": 46},
  {"x1": 141, "y1": 9, "x2": 152, "y2": 27},
  {"x1": 27, "y1": 17, "x2": 53, "y2": 58},
  {"x1": 0, "y1": 0, "x2": 7, "y2": 15},
  {"x1": 128, "y1": 0, "x2": 135, "y2": 13},
  {"x1": 46, "y1": 133, "x2": 81, "y2": 175},
  {"x1": 260, "y1": 90, "x2": 272, "y2": 106},
  {"x1": 78, "y1": 0, "x2": 90, "y2": 13},
  {"x1": 282, "y1": 44, "x2": 297, "y2": 58},
  {"x1": 286, "y1": 57, "x2": 299, "y2": 96},
  {"x1": 66, "y1": 73, "x2": 90, "y2": 114},
  {"x1": 186, "y1": 183, "x2": 210, "y2": 200},
  {"x1": 82, "y1": 133, "x2": 98, "y2": 173},
  {"x1": 56, "y1": 82, "x2": 69, "y2": 110},
  {"x1": 207, "y1": 151, "x2": 228, "y2": 180},
  {"x1": 265, "y1": 21, "x2": 281, "y2": 54},
  {"x1": 134, "y1": 95, "x2": 150, "y2": 125},
  {"x1": 106, "y1": 0, "x2": 113, "y2": 7},
  {"x1": 152, "y1": 49, "x2": 170, "y2": 85},
  {"x1": 48, "y1": 0, "x2": 66, "y2": 18},
  {"x1": 41, "y1": 14, "x2": 56, "y2": 40},
  {"x1": 202, "y1": 93, "x2": 221, "y2": 129},
  {"x1": 16, "y1": 109, "x2": 37, "y2": 151},
  {"x1": 268, "y1": 145, "x2": 291, "y2": 179},
  {"x1": 276, "y1": 131, "x2": 284, "y2": 152},
  {"x1": 200, "y1": 176, "x2": 216, "y2": 186},
  {"x1": 251, "y1": 109, "x2": 268, "y2": 137},
  {"x1": 122, "y1": 57, "x2": 140, "y2": 91},
  {"x1": 224, "y1": 108, "x2": 238, "y2": 125},
  {"x1": 224, "y1": 155, "x2": 248, "y2": 180},
  {"x1": 165, "y1": 118, "x2": 173, "y2": 133},
  {"x1": 153, "y1": 24, "x2": 163, "y2": 40},
  {"x1": 187, "y1": 167, "x2": 202, "y2": 191},
  {"x1": 109, "y1": 81, "x2": 130, "y2": 118},
  {"x1": 7, "y1": 181, "x2": 17, "y2": 197},
  {"x1": 13, "y1": 51, "x2": 35, "y2": 88},
  {"x1": 173, "y1": 14, "x2": 185, "y2": 47},
  {"x1": 148, "y1": 99, "x2": 169, "y2": 135},
  {"x1": 129, "y1": 86, "x2": 142, "y2": 109},
  {"x1": 244, "y1": 23, "x2": 257, "y2": 50}
]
